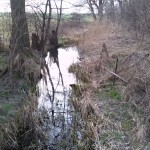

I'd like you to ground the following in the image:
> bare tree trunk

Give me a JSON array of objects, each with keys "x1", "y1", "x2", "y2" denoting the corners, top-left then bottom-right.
[
  {"x1": 110, "y1": 0, "x2": 115, "y2": 22},
  {"x1": 118, "y1": 0, "x2": 124, "y2": 20},
  {"x1": 87, "y1": 0, "x2": 103, "y2": 21},
  {"x1": 10, "y1": 0, "x2": 30, "y2": 54},
  {"x1": 55, "y1": 0, "x2": 63, "y2": 34},
  {"x1": 40, "y1": 0, "x2": 52, "y2": 49},
  {"x1": 87, "y1": 0, "x2": 97, "y2": 21},
  {"x1": 98, "y1": 0, "x2": 103, "y2": 21}
]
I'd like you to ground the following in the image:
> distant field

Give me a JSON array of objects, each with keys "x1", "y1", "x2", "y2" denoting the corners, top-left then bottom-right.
[
  {"x1": 0, "y1": 13, "x2": 11, "y2": 45},
  {"x1": 0, "y1": 12, "x2": 93, "y2": 46},
  {"x1": 63, "y1": 13, "x2": 93, "y2": 22}
]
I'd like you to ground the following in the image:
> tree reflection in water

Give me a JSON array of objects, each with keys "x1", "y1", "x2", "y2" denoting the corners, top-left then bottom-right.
[{"x1": 37, "y1": 47, "x2": 84, "y2": 149}]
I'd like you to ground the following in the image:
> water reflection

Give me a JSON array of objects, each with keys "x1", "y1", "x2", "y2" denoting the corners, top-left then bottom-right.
[{"x1": 38, "y1": 47, "x2": 80, "y2": 149}]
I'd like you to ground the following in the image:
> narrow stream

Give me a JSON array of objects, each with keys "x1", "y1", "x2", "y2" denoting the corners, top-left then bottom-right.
[{"x1": 37, "y1": 47, "x2": 83, "y2": 149}]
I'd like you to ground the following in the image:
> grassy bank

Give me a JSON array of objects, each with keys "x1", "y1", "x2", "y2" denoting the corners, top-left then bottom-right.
[
  {"x1": 0, "y1": 39, "x2": 46, "y2": 149},
  {"x1": 69, "y1": 20, "x2": 150, "y2": 149}
]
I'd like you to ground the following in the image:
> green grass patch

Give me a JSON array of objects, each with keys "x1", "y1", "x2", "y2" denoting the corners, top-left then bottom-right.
[
  {"x1": 0, "y1": 102, "x2": 14, "y2": 123},
  {"x1": 59, "y1": 36, "x2": 77, "y2": 46},
  {"x1": 100, "y1": 131, "x2": 122, "y2": 146},
  {"x1": 0, "y1": 103, "x2": 14, "y2": 115},
  {"x1": 108, "y1": 87, "x2": 122, "y2": 100},
  {"x1": 0, "y1": 54, "x2": 7, "y2": 70},
  {"x1": 98, "y1": 84, "x2": 122, "y2": 101},
  {"x1": 0, "y1": 90, "x2": 11, "y2": 99},
  {"x1": 121, "y1": 118, "x2": 135, "y2": 131}
]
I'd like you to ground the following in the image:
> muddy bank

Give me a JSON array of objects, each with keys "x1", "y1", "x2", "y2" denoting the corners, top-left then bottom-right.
[{"x1": 0, "y1": 45, "x2": 45, "y2": 149}]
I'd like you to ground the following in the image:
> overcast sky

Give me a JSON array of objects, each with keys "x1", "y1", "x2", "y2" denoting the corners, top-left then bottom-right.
[
  {"x1": 0, "y1": 0, "x2": 88, "y2": 13},
  {"x1": 0, "y1": 0, "x2": 10, "y2": 12}
]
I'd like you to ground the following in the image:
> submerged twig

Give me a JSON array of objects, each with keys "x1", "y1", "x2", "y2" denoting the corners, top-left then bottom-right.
[
  {"x1": 56, "y1": 59, "x2": 65, "y2": 92},
  {"x1": 44, "y1": 63, "x2": 55, "y2": 102}
]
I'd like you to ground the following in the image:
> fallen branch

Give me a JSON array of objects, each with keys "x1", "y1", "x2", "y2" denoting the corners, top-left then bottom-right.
[{"x1": 103, "y1": 67, "x2": 128, "y2": 84}]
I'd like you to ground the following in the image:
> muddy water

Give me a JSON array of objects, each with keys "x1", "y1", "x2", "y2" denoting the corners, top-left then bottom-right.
[{"x1": 37, "y1": 47, "x2": 83, "y2": 149}]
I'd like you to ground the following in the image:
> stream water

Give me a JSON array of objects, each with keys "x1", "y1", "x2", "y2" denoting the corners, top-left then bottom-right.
[{"x1": 37, "y1": 47, "x2": 83, "y2": 149}]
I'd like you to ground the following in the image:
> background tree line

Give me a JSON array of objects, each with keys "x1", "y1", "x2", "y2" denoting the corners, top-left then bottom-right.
[
  {"x1": 9, "y1": 0, "x2": 150, "y2": 53},
  {"x1": 6, "y1": 0, "x2": 150, "y2": 83},
  {"x1": 82, "y1": 0, "x2": 150, "y2": 37}
]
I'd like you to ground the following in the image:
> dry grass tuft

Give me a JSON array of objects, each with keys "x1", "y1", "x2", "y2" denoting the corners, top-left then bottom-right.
[
  {"x1": 0, "y1": 96, "x2": 36, "y2": 149},
  {"x1": 0, "y1": 93, "x2": 48, "y2": 150}
]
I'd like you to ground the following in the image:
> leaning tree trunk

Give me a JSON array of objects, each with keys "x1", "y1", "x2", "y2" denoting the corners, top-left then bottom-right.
[{"x1": 10, "y1": 0, "x2": 30, "y2": 54}]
